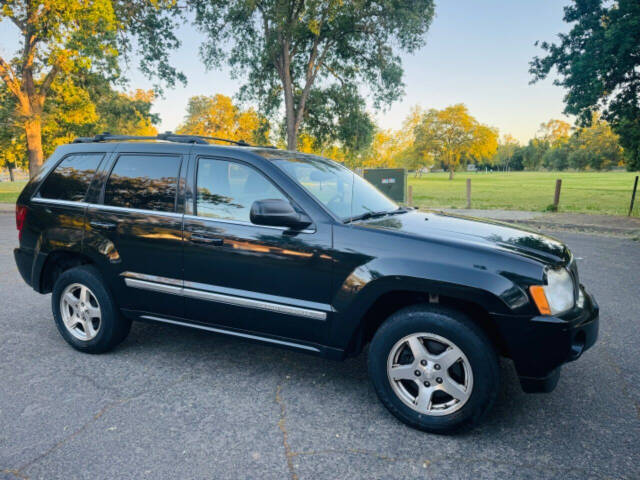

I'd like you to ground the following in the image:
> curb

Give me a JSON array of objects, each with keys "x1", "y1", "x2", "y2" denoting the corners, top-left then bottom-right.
[{"x1": 504, "y1": 219, "x2": 640, "y2": 237}]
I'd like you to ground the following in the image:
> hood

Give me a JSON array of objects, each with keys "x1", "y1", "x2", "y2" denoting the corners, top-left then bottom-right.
[{"x1": 354, "y1": 209, "x2": 570, "y2": 265}]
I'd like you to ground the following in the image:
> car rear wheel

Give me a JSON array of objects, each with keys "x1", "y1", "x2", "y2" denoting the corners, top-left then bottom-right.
[
  {"x1": 368, "y1": 304, "x2": 499, "y2": 433},
  {"x1": 52, "y1": 265, "x2": 131, "y2": 353}
]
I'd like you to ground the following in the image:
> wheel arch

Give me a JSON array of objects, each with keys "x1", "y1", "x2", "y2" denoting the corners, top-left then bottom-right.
[
  {"x1": 341, "y1": 285, "x2": 509, "y2": 359},
  {"x1": 37, "y1": 250, "x2": 95, "y2": 294}
]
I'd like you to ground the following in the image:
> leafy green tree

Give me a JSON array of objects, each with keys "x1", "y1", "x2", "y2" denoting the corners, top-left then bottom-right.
[
  {"x1": 542, "y1": 143, "x2": 570, "y2": 170},
  {"x1": 302, "y1": 84, "x2": 375, "y2": 157},
  {"x1": 191, "y1": 0, "x2": 435, "y2": 150},
  {"x1": 522, "y1": 138, "x2": 549, "y2": 170},
  {"x1": 530, "y1": 0, "x2": 640, "y2": 170},
  {"x1": 0, "y1": 0, "x2": 182, "y2": 176}
]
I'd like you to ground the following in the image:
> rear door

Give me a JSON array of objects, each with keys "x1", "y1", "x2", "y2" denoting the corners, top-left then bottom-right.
[{"x1": 84, "y1": 145, "x2": 186, "y2": 319}]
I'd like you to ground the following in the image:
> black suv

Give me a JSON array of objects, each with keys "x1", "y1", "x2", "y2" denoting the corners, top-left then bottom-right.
[{"x1": 14, "y1": 133, "x2": 599, "y2": 433}]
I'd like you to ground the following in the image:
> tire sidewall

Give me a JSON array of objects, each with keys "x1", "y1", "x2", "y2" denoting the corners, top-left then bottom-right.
[
  {"x1": 52, "y1": 265, "x2": 122, "y2": 353},
  {"x1": 368, "y1": 305, "x2": 499, "y2": 433}
]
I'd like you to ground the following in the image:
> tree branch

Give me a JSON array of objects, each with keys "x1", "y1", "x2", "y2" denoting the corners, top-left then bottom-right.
[
  {"x1": 0, "y1": 56, "x2": 22, "y2": 97},
  {"x1": 39, "y1": 65, "x2": 59, "y2": 96}
]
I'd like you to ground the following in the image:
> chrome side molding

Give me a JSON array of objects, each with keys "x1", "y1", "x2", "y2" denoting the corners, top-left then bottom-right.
[
  {"x1": 122, "y1": 271, "x2": 328, "y2": 321},
  {"x1": 140, "y1": 315, "x2": 321, "y2": 352}
]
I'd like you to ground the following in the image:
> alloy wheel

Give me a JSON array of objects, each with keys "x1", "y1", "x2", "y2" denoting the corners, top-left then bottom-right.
[
  {"x1": 59, "y1": 283, "x2": 102, "y2": 341},
  {"x1": 386, "y1": 332, "x2": 473, "y2": 416}
]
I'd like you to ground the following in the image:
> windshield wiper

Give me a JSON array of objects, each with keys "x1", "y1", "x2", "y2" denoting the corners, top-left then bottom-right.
[{"x1": 343, "y1": 207, "x2": 409, "y2": 224}]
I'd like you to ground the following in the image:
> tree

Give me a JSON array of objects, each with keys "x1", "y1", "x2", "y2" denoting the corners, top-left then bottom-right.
[
  {"x1": 530, "y1": 0, "x2": 640, "y2": 170},
  {"x1": 493, "y1": 134, "x2": 521, "y2": 171},
  {"x1": 0, "y1": 1, "x2": 183, "y2": 177},
  {"x1": 538, "y1": 119, "x2": 571, "y2": 147},
  {"x1": 177, "y1": 94, "x2": 266, "y2": 144},
  {"x1": 302, "y1": 84, "x2": 375, "y2": 158},
  {"x1": 568, "y1": 117, "x2": 623, "y2": 170},
  {"x1": 542, "y1": 143, "x2": 570, "y2": 170},
  {"x1": 0, "y1": 84, "x2": 25, "y2": 180},
  {"x1": 413, "y1": 104, "x2": 498, "y2": 179},
  {"x1": 191, "y1": 0, "x2": 435, "y2": 150},
  {"x1": 522, "y1": 138, "x2": 549, "y2": 170}
]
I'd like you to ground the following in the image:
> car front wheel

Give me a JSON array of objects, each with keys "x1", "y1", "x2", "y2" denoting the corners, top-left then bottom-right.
[{"x1": 368, "y1": 305, "x2": 499, "y2": 433}]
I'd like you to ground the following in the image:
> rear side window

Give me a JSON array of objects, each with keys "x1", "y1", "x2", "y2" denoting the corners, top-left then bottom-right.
[
  {"x1": 104, "y1": 154, "x2": 181, "y2": 212},
  {"x1": 39, "y1": 153, "x2": 104, "y2": 202}
]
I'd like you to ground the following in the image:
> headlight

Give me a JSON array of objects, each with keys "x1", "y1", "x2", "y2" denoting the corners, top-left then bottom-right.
[{"x1": 529, "y1": 267, "x2": 575, "y2": 315}]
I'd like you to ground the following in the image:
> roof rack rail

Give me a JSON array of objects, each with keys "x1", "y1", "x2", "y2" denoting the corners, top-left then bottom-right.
[{"x1": 72, "y1": 131, "x2": 252, "y2": 147}]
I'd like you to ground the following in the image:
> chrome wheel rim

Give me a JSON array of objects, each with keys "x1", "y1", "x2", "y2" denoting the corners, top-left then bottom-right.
[
  {"x1": 386, "y1": 333, "x2": 473, "y2": 416},
  {"x1": 60, "y1": 283, "x2": 101, "y2": 341}
]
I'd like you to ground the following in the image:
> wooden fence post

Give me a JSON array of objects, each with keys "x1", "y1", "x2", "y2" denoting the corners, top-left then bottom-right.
[
  {"x1": 630, "y1": 175, "x2": 639, "y2": 216},
  {"x1": 466, "y1": 178, "x2": 471, "y2": 209},
  {"x1": 407, "y1": 185, "x2": 413, "y2": 207},
  {"x1": 553, "y1": 179, "x2": 562, "y2": 211}
]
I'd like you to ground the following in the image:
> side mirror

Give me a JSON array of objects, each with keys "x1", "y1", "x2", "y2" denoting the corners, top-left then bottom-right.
[{"x1": 250, "y1": 199, "x2": 312, "y2": 230}]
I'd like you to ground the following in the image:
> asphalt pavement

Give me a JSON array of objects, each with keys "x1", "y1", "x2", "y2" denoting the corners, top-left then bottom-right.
[{"x1": 0, "y1": 213, "x2": 638, "y2": 480}]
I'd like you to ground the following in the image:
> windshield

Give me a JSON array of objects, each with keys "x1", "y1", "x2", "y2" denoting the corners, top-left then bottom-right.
[{"x1": 269, "y1": 153, "x2": 398, "y2": 221}]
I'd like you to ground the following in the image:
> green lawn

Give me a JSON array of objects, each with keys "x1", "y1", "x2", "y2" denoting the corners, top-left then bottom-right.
[
  {"x1": 1, "y1": 172, "x2": 639, "y2": 216},
  {"x1": 0, "y1": 180, "x2": 27, "y2": 204},
  {"x1": 408, "y1": 171, "x2": 640, "y2": 216}
]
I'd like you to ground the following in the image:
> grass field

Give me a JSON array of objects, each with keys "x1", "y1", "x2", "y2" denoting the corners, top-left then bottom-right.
[
  {"x1": 0, "y1": 180, "x2": 26, "y2": 204},
  {"x1": 408, "y1": 171, "x2": 639, "y2": 216},
  {"x1": 1, "y1": 172, "x2": 639, "y2": 216}
]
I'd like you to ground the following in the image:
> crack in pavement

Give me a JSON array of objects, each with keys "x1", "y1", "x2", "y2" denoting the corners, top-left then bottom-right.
[
  {"x1": 12, "y1": 372, "x2": 194, "y2": 477},
  {"x1": 289, "y1": 448, "x2": 607, "y2": 478},
  {"x1": 0, "y1": 469, "x2": 29, "y2": 479},
  {"x1": 276, "y1": 383, "x2": 298, "y2": 480}
]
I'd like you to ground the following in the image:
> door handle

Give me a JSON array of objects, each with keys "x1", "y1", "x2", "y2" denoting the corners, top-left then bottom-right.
[
  {"x1": 90, "y1": 220, "x2": 117, "y2": 231},
  {"x1": 191, "y1": 234, "x2": 223, "y2": 246}
]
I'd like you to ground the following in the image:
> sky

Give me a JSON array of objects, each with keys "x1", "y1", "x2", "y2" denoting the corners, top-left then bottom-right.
[{"x1": 0, "y1": 0, "x2": 573, "y2": 144}]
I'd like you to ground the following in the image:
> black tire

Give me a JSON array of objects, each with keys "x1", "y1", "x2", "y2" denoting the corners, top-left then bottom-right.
[
  {"x1": 368, "y1": 304, "x2": 499, "y2": 434},
  {"x1": 52, "y1": 265, "x2": 131, "y2": 353}
]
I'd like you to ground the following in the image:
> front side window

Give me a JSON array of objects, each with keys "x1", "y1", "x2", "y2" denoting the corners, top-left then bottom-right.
[
  {"x1": 39, "y1": 153, "x2": 104, "y2": 202},
  {"x1": 270, "y1": 154, "x2": 398, "y2": 220},
  {"x1": 104, "y1": 155, "x2": 181, "y2": 212},
  {"x1": 196, "y1": 158, "x2": 286, "y2": 222}
]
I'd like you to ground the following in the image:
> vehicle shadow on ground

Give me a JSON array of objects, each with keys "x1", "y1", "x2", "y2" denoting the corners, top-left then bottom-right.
[{"x1": 119, "y1": 319, "x2": 537, "y2": 437}]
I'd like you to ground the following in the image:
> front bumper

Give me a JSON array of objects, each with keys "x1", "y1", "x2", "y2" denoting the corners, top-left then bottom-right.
[{"x1": 492, "y1": 286, "x2": 599, "y2": 393}]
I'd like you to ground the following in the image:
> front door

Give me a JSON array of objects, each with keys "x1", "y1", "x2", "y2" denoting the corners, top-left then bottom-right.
[
  {"x1": 182, "y1": 155, "x2": 333, "y2": 345},
  {"x1": 85, "y1": 150, "x2": 185, "y2": 318}
]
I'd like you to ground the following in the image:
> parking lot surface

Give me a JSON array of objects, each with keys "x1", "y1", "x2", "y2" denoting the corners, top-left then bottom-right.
[{"x1": 1, "y1": 213, "x2": 638, "y2": 479}]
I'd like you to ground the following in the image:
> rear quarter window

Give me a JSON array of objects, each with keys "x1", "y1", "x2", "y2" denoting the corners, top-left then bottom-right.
[
  {"x1": 103, "y1": 154, "x2": 181, "y2": 212},
  {"x1": 39, "y1": 153, "x2": 104, "y2": 202}
]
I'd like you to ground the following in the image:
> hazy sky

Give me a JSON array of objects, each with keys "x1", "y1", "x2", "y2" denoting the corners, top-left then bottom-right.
[{"x1": 0, "y1": 1, "x2": 573, "y2": 143}]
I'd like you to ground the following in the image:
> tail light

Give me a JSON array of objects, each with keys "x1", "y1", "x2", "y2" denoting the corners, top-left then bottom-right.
[{"x1": 16, "y1": 204, "x2": 27, "y2": 242}]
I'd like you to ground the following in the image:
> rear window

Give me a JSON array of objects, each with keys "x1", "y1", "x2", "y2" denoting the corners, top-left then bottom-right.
[
  {"x1": 39, "y1": 153, "x2": 104, "y2": 202},
  {"x1": 104, "y1": 154, "x2": 181, "y2": 212}
]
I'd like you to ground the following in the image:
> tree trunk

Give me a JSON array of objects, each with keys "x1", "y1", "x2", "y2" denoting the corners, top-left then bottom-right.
[
  {"x1": 8, "y1": 164, "x2": 15, "y2": 182},
  {"x1": 25, "y1": 116, "x2": 44, "y2": 178},
  {"x1": 281, "y1": 42, "x2": 298, "y2": 151},
  {"x1": 449, "y1": 168, "x2": 454, "y2": 180}
]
